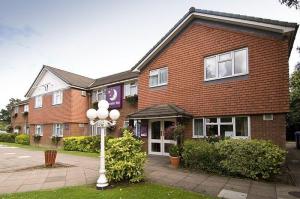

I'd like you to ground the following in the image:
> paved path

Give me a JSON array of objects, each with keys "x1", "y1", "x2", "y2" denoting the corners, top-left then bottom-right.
[{"x1": 0, "y1": 144, "x2": 300, "y2": 199}]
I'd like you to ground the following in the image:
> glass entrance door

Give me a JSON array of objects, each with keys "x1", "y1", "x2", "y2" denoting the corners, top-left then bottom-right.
[{"x1": 149, "y1": 119, "x2": 176, "y2": 156}]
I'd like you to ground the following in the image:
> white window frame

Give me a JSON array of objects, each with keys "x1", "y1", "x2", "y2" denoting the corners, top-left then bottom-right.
[
  {"x1": 53, "y1": 124, "x2": 63, "y2": 137},
  {"x1": 97, "y1": 88, "x2": 106, "y2": 101},
  {"x1": 35, "y1": 125, "x2": 43, "y2": 136},
  {"x1": 204, "y1": 48, "x2": 248, "y2": 81},
  {"x1": 124, "y1": 82, "x2": 138, "y2": 97},
  {"x1": 263, "y1": 114, "x2": 273, "y2": 121},
  {"x1": 52, "y1": 90, "x2": 63, "y2": 105},
  {"x1": 193, "y1": 116, "x2": 250, "y2": 138},
  {"x1": 35, "y1": 95, "x2": 43, "y2": 108},
  {"x1": 124, "y1": 120, "x2": 129, "y2": 128},
  {"x1": 14, "y1": 106, "x2": 19, "y2": 114},
  {"x1": 149, "y1": 67, "x2": 168, "y2": 88},
  {"x1": 24, "y1": 105, "x2": 29, "y2": 112}
]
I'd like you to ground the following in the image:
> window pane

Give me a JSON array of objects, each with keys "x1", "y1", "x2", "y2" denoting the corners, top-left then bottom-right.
[
  {"x1": 205, "y1": 57, "x2": 216, "y2": 79},
  {"x1": 205, "y1": 118, "x2": 217, "y2": 123},
  {"x1": 150, "y1": 75, "x2": 158, "y2": 87},
  {"x1": 234, "y1": 49, "x2": 247, "y2": 74},
  {"x1": 159, "y1": 69, "x2": 168, "y2": 84},
  {"x1": 220, "y1": 117, "x2": 232, "y2": 123},
  {"x1": 220, "y1": 125, "x2": 233, "y2": 137},
  {"x1": 206, "y1": 125, "x2": 218, "y2": 136},
  {"x1": 194, "y1": 119, "x2": 203, "y2": 136},
  {"x1": 235, "y1": 117, "x2": 248, "y2": 136},
  {"x1": 219, "y1": 53, "x2": 231, "y2": 61},
  {"x1": 218, "y1": 60, "x2": 232, "y2": 77}
]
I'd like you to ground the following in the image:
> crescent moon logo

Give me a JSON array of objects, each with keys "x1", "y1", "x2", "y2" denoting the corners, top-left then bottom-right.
[{"x1": 109, "y1": 89, "x2": 118, "y2": 101}]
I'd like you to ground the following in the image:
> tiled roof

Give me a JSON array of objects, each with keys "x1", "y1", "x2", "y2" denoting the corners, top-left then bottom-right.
[
  {"x1": 90, "y1": 70, "x2": 138, "y2": 88},
  {"x1": 132, "y1": 7, "x2": 298, "y2": 71},
  {"x1": 128, "y1": 104, "x2": 193, "y2": 119},
  {"x1": 44, "y1": 65, "x2": 95, "y2": 88}
]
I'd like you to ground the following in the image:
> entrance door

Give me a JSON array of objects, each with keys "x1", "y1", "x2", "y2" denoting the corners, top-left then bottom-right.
[{"x1": 149, "y1": 119, "x2": 177, "y2": 156}]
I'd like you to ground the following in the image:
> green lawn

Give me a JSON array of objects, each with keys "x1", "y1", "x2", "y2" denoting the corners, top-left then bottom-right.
[
  {"x1": 0, "y1": 183, "x2": 212, "y2": 199},
  {"x1": 0, "y1": 142, "x2": 99, "y2": 158}
]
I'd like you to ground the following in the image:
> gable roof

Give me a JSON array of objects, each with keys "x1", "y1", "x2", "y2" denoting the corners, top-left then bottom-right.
[
  {"x1": 25, "y1": 65, "x2": 95, "y2": 97},
  {"x1": 131, "y1": 7, "x2": 298, "y2": 72},
  {"x1": 89, "y1": 70, "x2": 138, "y2": 89},
  {"x1": 44, "y1": 65, "x2": 94, "y2": 88},
  {"x1": 128, "y1": 104, "x2": 193, "y2": 119}
]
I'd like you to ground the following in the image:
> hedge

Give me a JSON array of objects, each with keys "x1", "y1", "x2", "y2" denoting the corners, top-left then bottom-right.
[
  {"x1": 182, "y1": 139, "x2": 286, "y2": 180},
  {"x1": 216, "y1": 139, "x2": 286, "y2": 179},
  {"x1": 15, "y1": 134, "x2": 30, "y2": 145},
  {"x1": 0, "y1": 133, "x2": 17, "y2": 143}
]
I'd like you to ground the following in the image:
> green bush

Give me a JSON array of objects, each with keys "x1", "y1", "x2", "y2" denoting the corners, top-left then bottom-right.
[
  {"x1": 182, "y1": 139, "x2": 286, "y2": 180},
  {"x1": 0, "y1": 133, "x2": 17, "y2": 143},
  {"x1": 64, "y1": 136, "x2": 100, "y2": 153},
  {"x1": 15, "y1": 134, "x2": 30, "y2": 145},
  {"x1": 105, "y1": 130, "x2": 146, "y2": 183},
  {"x1": 182, "y1": 139, "x2": 222, "y2": 173},
  {"x1": 216, "y1": 139, "x2": 286, "y2": 180}
]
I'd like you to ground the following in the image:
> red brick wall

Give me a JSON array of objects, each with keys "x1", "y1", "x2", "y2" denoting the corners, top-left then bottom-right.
[
  {"x1": 138, "y1": 22, "x2": 289, "y2": 117},
  {"x1": 28, "y1": 88, "x2": 89, "y2": 124},
  {"x1": 29, "y1": 123, "x2": 89, "y2": 146},
  {"x1": 11, "y1": 105, "x2": 28, "y2": 133}
]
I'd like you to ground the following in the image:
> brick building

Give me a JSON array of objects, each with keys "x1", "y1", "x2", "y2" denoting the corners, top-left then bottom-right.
[
  {"x1": 12, "y1": 8, "x2": 298, "y2": 153},
  {"x1": 11, "y1": 99, "x2": 29, "y2": 134}
]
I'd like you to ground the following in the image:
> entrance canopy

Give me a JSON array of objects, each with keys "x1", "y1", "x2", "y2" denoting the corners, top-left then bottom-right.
[{"x1": 128, "y1": 104, "x2": 193, "y2": 120}]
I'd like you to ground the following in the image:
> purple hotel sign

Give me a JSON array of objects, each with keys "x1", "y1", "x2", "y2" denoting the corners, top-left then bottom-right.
[{"x1": 106, "y1": 85, "x2": 122, "y2": 109}]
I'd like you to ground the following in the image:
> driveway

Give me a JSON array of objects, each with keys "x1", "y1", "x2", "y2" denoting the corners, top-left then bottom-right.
[{"x1": 0, "y1": 143, "x2": 300, "y2": 199}]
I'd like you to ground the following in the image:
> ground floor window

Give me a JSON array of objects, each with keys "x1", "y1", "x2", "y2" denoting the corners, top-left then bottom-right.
[
  {"x1": 193, "y1": 116, "x2": 250, "y2": 138},
  {"x1": 53, "y1": 124, "x2": 63, "y2": 137},
  {"x1": 35, "y1": 125, "x2": 43, "y2": 136}
]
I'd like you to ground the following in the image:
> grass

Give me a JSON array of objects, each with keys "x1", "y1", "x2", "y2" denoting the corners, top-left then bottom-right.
[
  {"x1": 0, "y1": 142, "x2": 99, "y2": 158},
  {"x1": 0, "y1": 183, "x2": 212, "y2": 199}
]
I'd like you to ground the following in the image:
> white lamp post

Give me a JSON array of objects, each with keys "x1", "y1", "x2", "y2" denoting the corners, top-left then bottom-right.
[{"x1": 86, "y1": 100, "x2": 120, "y2": 189}]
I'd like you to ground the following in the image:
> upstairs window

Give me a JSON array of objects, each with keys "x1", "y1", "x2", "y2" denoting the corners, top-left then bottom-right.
[
  {"x1": 53, "y1": 124, "x2": 63, "y2": 137},
  {"x1": 97, "y1": 88, "x2": 106, "y2": 101},
  {"x1": 124, "y1": 82, "x2": 138, "y2": 97},
  {"x1": 35, "y1": 125, "x2": 43, "y2": 136},
  {"x1": 204, "y1": 48, "x2": 248, "y2": 81},
  {"x1": 35, "y1": 95, "x2": 43, "y2": 108},
  {"x1": 149, "y1": 67, "x2": 168, "y2": 87},
  {"x1": 14, "y1": 106, "x2": 19, "y2": 114},
  {"x1": 24, "y1": 105, "x2": 29, "y2": 112},
  {"x1": 52, "y1": 90, "x2": 63, "y2": 105}
]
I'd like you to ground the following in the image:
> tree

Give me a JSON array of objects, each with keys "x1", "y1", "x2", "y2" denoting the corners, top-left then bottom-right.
[
  {"x1": 0, "y1": 98, "x2": 21, "y2": 123},
  {"x1": 279, "y1": 0, "x2": 300, "y2": 9}
]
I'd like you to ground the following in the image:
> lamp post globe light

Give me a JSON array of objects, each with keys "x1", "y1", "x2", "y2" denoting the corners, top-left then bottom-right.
[{"x1": 86, "y1": 100, "x2": 120, "y2": 189}]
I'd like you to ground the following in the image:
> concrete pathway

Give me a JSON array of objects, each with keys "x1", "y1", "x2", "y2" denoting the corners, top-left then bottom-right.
[{"x1": 0, "y1": 143, "x2": 300, "y2": 199}]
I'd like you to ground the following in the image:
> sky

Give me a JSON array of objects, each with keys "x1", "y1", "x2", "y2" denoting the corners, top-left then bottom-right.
[{"x1": 0, "y1": 0, "x2": 299, "y2": 109}]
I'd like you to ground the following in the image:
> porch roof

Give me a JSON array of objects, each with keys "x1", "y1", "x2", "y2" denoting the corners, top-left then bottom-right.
[{"x1": 127, "y1": 104, "x2": 193, "y2": 119}]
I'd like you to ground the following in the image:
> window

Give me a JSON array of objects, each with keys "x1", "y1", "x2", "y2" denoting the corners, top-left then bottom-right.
[
  {"x1": 52, "y1": 90, "x2": 63, "y2": 105},
  {"x1": 14, "y1": 106, "x2": 19, "y2": 114},
  {"x1": 193, "y1": 116, "x2": 250, "y2": 138},
  {"x1": 263, "y1": 114, "x2": 273, "y2": 121},
  {"x1": 35, "y1": 125, "x2": 43, "y2": 136},
  {"x1": 53, "y1": 124, "x2": 63, "y2": 137},
  {"x1": 149, "y1": 68, "x2": 168, "y2": 87},
  {"x1": 97, "y1": 88, "x2": 106, "y2": 101},
  {"x1": 204, "y1": 48, "x2": 248, "y2": 81},
  {"x1": 24, "y1": 105, "x2": 29, "y2": 112},
  {"x1": 124, "y1": 82, "x2": 138, "y2": 97},
  {"x1": 124, "y1": 120, "x2": 129, "y2": 128},
  {"x1": 193, "y1": 119, "x2": 204, "y2": 137},
  {"x1": 35, "y1": 95, "x2": 43, "y2": 108}
]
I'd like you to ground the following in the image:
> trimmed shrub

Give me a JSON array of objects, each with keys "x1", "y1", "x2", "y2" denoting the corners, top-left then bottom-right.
[
  {"x1": 0, "y1": 133, "x2": 17, "y2": 143},
  {"x1": 216, "y1": 139, "x2": 286, "y2": 180},
  {"x1": 15, "y1": 134, "x2": 30, "y2": 145},
  {"x1": 105, "y1": 130, "x2": 146, "y2": 183},
  {"x1": 182, "y1": 139, "x2": 223, "y2": 173}
]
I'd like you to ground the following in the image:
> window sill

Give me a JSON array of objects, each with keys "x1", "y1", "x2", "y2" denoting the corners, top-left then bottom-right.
[
  {"x1": 204, "y1": 73, "x2": 248, "y2": 82},
  {"x1": 52, "y1": 104, "x2": 62, "y2": 107}
]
